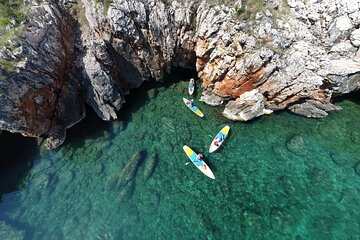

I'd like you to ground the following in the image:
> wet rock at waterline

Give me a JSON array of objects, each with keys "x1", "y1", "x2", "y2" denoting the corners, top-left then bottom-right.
[
  {"x1": 1, "y1": 0, "x2": 360, "y2": 147},
  {"x1": 147, "y1": 89, "x2": 159, "y2": 99},
  {"x1": 200, "y1": 91, "x2": 225, "y2": 106},
  {"x1": 222, "y1": 90, "x2": 273, "y2": 121}
]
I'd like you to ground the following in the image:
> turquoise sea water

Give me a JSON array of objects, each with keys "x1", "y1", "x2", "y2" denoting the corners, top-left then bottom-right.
[{"x1": 0, "y1": 80, "x2": 359, "y2": 240}]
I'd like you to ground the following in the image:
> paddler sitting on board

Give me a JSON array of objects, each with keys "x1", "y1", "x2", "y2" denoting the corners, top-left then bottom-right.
[
  {"x1": 214, "y1": 135, "x2": 225, "y2": 147},
  {"x1": 189, "y1": 78, "x2": 194, "y2": 86},
  {"x1": 186, "y1": 99, "x2": 195, "y2": 107},
  {"x1": 196, "y1": 153, "x2": 206, "y2": 169},
  {"x1": 196, "y1": 153, "x2": 204, "y2": 162}
]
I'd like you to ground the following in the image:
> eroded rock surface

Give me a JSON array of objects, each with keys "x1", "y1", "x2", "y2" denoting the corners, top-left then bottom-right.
[{"x1": 0, "y1": 0, "x2": 359, "y2": 147}]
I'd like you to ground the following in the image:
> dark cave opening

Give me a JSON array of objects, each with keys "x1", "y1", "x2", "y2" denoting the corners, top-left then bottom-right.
[
  {"x1": 332, "y1": 90, "x2": 360, "y2": 105},
  {"x1": 0, "y1": 131, "x2": 38, "y2": 196}
]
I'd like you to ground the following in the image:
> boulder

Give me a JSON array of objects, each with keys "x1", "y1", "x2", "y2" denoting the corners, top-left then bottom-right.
[
  {"x1": 143, "y1": 152, "x2": 158, "y2": 180},
  {"x1": 286, "y1": 135, "x2": 308, "y2": 156},
  {"x1": 223, "y1": 89, "x2": 272, "y2": 121},
  {"x1": 115, "y1": 150, "x2": 145, "y2": 188},
  {"x1": 0, "y1": 221, "x2": 25, "y2": 240}
]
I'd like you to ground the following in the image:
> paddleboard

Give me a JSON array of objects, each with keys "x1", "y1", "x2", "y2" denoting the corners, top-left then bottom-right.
[
  {"x1": 209, "y1": 125, "x2": 230, "y2": 153},
  {"x1": 183, "y1": 97, "x2": 204, "y2": 117},
  {"x1": 188, "y1": 79, "x2": 195, "y2": 95},
  {"x1": 183, "y1": 145, "x2": 215, "y2": 179}
]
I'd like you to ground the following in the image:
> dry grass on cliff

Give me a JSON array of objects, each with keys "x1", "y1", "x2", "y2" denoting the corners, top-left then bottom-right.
[{"x1": 234, "y1": 0, "x2": 289, "y2": 20}]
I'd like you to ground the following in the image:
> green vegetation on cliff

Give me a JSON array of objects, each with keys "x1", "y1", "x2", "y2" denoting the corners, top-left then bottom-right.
[
  {"x1": 0, "y1": 0, "x2": 24, "y2": 27},
  {"x1": 0, "y1": 0, "x2": 25, "y2": 74}
]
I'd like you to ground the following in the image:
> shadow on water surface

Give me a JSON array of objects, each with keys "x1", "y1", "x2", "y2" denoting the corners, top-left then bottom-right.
[
  {"x1": 63, "y1": 105, "x2": 113, "y2": 149},
  {"x1": 60, "y1": 67, "x2": 197, "y2": 154},
  {"x1": 0, "y1": 131, "x2": 38, "y2": 196},
  {"x1": 119, "y1": 67, "x2": 197, "y2": 116},
  {"x1": 333, "y1": 90, "x2": 360, "y2": 105}
]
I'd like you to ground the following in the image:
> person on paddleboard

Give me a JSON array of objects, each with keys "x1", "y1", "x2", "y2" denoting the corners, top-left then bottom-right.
[
  {"x1": 214, "y1": 135, "x2": 224, "y2": 147},
  {"x1": 190, "y1": 78, "x2": 194, "y2": 86},
  {"x1": 186, "y1": 99, "x2": 195, "y2": 107},
  {"x1": 196, "y1": 153, "x2": 204, "y2": 162}
]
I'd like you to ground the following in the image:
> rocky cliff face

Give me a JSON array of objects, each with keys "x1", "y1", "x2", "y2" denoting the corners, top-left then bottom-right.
[
  {"x1": 0, "y1": 0, "x2": 359, "y2": 147},
  {"x1": 196, "y1": 0, "x2": 360, "y2": 120},
  {"x1": 0, "y1": 1, "x2": 85, "y2": 148}
]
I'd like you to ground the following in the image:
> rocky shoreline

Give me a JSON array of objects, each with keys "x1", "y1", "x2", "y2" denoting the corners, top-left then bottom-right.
[{"x1": 0, "y1": 0, "x2": 359, "y2": 148}]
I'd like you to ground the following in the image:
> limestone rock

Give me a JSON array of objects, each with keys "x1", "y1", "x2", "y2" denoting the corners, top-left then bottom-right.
[
  {"x1": 1, "y1": 0, "x2": 360, "y2": 145},
  {"x1": 350, "y1": 29, "x2": 360, "y2": 47},
  {"x1": 0, "y1": 1, "x2": 84, "y2": 148},
  {"x1": 199, "y1": 91, "x2": 225, "y2": 106},
  {"x1": 222, "y1": 89, "x2": 272, "y2": 121},
  {"x1": 288, "y1": 99, "x2": 342, "y2": 118}
]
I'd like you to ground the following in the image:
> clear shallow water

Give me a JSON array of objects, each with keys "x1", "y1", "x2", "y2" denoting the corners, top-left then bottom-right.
[{"x1": 0, "y1": 81, "x2": 359, "y2": 240}]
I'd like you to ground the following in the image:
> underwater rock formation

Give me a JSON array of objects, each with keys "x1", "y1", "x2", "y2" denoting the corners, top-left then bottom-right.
[
  {"x1": 0, "y1": 221, "x2": 25, "y2": 240},
  {"x1": 142, "y1": 152, "x2": 158, "y2": 180},
  {"x1": 108, "y1": 150, "x2": 145, "y2": 202},
  {"x1": 355, "y1": 162, "x2": 360, "y2": 176},
  {"x1": 109, "y1": 150, "x2": 145, "y2": 189},
  {"x1": 0, "y1": 0, "x2": 359, "y2": 147},
  {"x1": 286, "y1": 134, "x2": 308, "y2": 156}
]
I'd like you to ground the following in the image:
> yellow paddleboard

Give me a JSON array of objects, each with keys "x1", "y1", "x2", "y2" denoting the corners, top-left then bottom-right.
[
  {"x1": 183, "y1": 145, "x2": 215, "y2": 179},
  {"x1": 209, "y1": 125, "x2": 230, "y2": 153},
  {"x1": 183, "y1": 98, "x2": 204, "y2": 117}
]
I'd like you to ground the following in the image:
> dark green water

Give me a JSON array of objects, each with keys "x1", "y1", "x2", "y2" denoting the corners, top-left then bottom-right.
[{"x1": 0, "y1": 80, "x2": 359, "y2": 240}]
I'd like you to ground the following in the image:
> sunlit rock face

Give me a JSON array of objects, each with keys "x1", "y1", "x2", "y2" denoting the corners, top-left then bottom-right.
[
  {"x1": 195, "y1": 0, "x2": 360, "y2": 120},
  {"x1": 0, "y1": 0, "x2": 359, "y2": 147}
]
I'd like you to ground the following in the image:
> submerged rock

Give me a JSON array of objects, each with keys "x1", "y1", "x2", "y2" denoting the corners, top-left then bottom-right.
[
  {"x1": 0, "y1": 221, "x2": 25, "y2": 240},
  {"x1": 117, "y1": 181, "x2": 136, "y2": 204},
  {"x1": 32, "y1": 173, "x2": 50, "y2": 190},
  {"x1": 147, "y1": 89, "x2": 159, "y2": 99},
  {"x1": 272, "y1": 146, "x2": 289, "y2": 161},
  {"x1": 199, "y1": 91, "x2": 225, "y2": 106},
  {"x1": 1, "y1": 0, "x2": 360, "y2": 146},
  {"x1": 286, "y1": 135, "x2": 308, "y2": 156},
  {"x1": 330, "y1": 153, "x2": 351, "y2": 167},
  {"x1": 143, "y1": 152, "x2": 159, "y2": 180},
  {"x1": 116, "y1": 150, "x2": 145, "y2": 189},
  {"x1": 350, "y1": 131, "x2": 360, "y2": 144},
  {"x1": 355, "y1": 162, "x2": 360, "y2": 176},
  {"x1": 306, "y1": 167, "x2": 332, "y2": 192}
]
